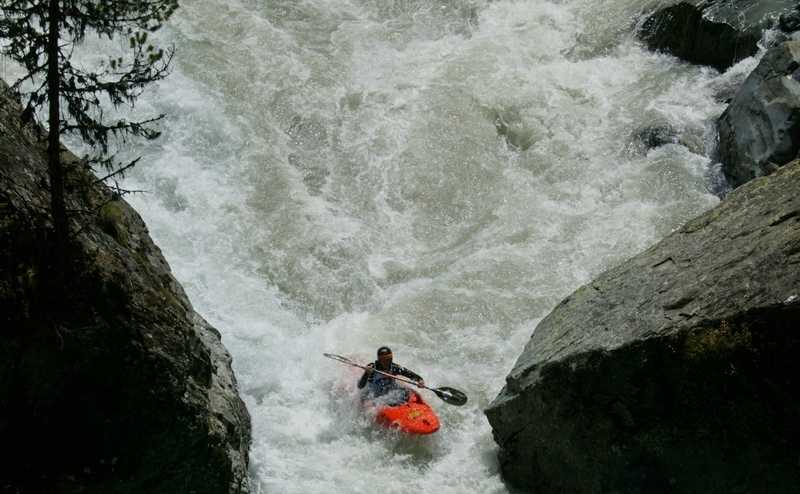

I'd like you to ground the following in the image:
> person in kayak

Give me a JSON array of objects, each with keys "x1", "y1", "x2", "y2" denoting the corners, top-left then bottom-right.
[{"x1": 357, "y1": 347, "x2": 425, "y2": 402}]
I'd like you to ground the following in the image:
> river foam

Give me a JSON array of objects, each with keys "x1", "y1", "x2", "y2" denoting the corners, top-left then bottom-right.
[{"x1": 48, "y1": 0, "x2": 742, "y2": 491}]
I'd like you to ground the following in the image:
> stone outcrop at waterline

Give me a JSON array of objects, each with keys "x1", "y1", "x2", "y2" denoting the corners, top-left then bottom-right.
[
  {"x1": 638, "y1": 0, "x2": 800, "y2": 73},
  {"x1": 485, "y1": 161, "x2": 800, "y2": 493},
  {"x1": 0, "y1": 81, "x2": 251, "y2": 492},
  {"x1": 637, "y1": 5, "x2": 800, "y2": 192},
  {"x1": 718, "y1": 41, "x2": 800, "y2": 188}
]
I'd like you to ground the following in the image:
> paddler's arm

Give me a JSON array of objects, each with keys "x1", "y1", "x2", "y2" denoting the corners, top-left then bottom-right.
[
  {"x1": 357, "y1": 363, "x2": 374, "y2": 389},
  {"x1": 394, "y1": 364, "x2": 425, "y2": 389}
]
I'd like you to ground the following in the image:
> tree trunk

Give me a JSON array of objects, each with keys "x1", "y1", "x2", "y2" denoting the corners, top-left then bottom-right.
[{"x1": 47, "y1": 0, "x2": 68, "y2": 267}]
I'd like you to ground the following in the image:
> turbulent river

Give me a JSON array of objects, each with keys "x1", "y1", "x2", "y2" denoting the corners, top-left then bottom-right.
[{"x1": 25, "y1": 0, "x2": 769, "y2": 491}]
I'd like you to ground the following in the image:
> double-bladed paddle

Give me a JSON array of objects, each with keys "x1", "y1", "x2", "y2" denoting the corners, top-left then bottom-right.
[{"x1": 323, "y1": 353, "x2": 468, "y2": 406}]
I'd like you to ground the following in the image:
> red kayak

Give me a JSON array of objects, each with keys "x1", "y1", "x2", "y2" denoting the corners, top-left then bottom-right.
[
  {"x1": 367, "y1": 389, "x2": 440, "y2": 435},
  {"x1": 322, "y1": 353, "x2": 465, "y2": 434}
]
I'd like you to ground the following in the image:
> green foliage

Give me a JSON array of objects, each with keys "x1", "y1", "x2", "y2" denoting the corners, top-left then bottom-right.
[
  {"x1": 683, "y1": 319, "x2": 754, "y2": 362},
  {"x1": 0, "y1": 0, "x2": 178, "y2": 257},
  {"x1": 0, "y1": 0, "x2": 178, "y2": 156},
  {"x1": 99, "y1": 201, "x2": 128, "y2": 246}
]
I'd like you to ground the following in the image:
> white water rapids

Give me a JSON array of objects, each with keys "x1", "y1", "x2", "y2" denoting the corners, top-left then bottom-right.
[{"x1": 7, "y1": 0, "x2": 769, "y2": 491}]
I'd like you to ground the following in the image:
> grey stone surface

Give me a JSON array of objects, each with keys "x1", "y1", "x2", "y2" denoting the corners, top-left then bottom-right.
[
  {"x1": 486, "y1": 160, "x2": 800, "y2": 493},
  {"x1": 718, "y1": 41, "x2": 800, "y2": 188}
]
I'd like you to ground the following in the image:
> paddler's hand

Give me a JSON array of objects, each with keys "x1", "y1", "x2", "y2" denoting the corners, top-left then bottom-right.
[
  {"x1": 417, "y1": 379, "x2": 425, "y2": 389},
  {"x1": 365, "y1": 364, "x2": 374, "y2": 374}
]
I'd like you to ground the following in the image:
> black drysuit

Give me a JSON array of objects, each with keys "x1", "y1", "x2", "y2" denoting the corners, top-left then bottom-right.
[{"x1": 357, "y1": 360, "x2": 422, "y2": 402}]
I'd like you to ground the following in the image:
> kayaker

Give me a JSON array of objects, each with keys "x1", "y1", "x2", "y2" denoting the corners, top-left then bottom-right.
[{"x1": 357, "y1": 347, "x2": 425, "y2": 399}]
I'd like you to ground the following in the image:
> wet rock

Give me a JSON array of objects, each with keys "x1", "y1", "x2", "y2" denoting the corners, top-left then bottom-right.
[
  {"x1": 779, "y1": 10, "x2": 800, "y2": 33},
  {"x1": 492, "y1": 108, "x2": 536, "y2": 151},
  {"x1": 633, "y1": 124, "x2": 680, "y2": 150},
  {"x1": 639, "y1": 1, "x2": 762, "y2": 72},
  {"x1": 717, "y1": 41, "x2": 800, "y2": 188},
  {"x1": 628, "y1": 124, "x2": 709, "y2": 158},
  {"x1": 486, "y1": 160, "x2": 800, "y2": 493},
  {"x1": 0, "y1": 81, "x2": 251, "y2": 492}
]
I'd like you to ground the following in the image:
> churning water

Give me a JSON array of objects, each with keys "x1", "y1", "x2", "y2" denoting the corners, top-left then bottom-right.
[{"x1": 22, "y1": 0, "x2": 768, "y2": 491}]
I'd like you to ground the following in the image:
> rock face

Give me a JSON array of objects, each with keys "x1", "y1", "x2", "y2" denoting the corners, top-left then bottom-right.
[
  {"x1": 640, "y1": 1, "x2": 762, "y2": 72},
  {"x1": 485, "y1": 161, "x2": 800, "y2": 493},
  {"x1": 718, "y1": 41, "x2": 800, "y2": 188},
  {"x1": 0, "y1": 83, "x2": 251, "y2": 492},
  {"x1": 639, "y1": 0, "x2": 800, "y2": 72}
]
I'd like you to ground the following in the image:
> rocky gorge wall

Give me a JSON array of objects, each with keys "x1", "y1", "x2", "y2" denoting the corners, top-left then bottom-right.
[
  {"x1": 486, "y1": 3, "x2": 800, "y2": 493},
  {"x1": 0, "y1": 79, "x2": 251, "y2": 493},
  {"x1": 486, "y1": 159, "x2": 800, "y2": 493}
]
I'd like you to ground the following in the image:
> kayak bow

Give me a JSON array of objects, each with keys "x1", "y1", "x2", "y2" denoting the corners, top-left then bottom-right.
[{"x1": 366, "y1": 389, "x2": 440, "y2": 435}]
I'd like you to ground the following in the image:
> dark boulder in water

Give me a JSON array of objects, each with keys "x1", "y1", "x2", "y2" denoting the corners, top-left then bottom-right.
[
  {"x1": 639, "y1": 1, "x2": 761, "y2": 72},
  {"x1": 638, "y1": 0, "x2": 800, "y2": 73},
  {"x1": 779, "y1": 9, "x2": 800, "y2": 33},
  {"x1": 718, "y1": 41, "x2": 800, "y2": 188},
  {"x1": 0, "y1": 81, "x2": 251, "y2": 492},
  {"x1": 633, "y1": 124, "x2": 680, "y2": 151},
  {"x1": 485, "y1": 159, "x2": 800, "y2": 493}
]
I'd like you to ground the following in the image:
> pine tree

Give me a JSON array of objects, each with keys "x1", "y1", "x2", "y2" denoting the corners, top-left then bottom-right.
[{"x1": 0, "y1": 0, "x2": 178, "y2": 266}]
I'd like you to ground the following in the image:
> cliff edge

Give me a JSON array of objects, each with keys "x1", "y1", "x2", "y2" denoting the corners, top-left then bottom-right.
[{"x1": 1, "y1": 80, "x2": 251, "y2": 492}]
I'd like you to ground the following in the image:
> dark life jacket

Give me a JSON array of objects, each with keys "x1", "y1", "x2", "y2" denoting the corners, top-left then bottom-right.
[{"x1": 357, "y1": 360, "x2": 422, "y2": 389}]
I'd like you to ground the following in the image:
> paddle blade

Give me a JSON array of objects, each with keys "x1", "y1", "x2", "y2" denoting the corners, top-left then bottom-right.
[
  {"x1": 432, "y1": 387, "x2": 468, "y2": 406},
  {"x1": 323, "y1": 353, "x2": 352, "y2": 364}
]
